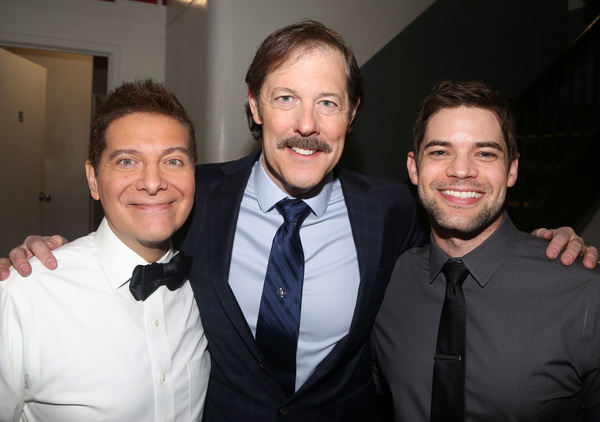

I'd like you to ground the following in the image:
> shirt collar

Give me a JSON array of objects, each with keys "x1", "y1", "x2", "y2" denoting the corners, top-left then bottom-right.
[
  {"x1": 253, "y1": 153, "x2": 333, "y2": 217},
  {"x1": 428, "y1": 210, "x2": 520, "y2": 287},
  {"x1": 93, "y1": 218, "x2": 175, "y2": 290}
]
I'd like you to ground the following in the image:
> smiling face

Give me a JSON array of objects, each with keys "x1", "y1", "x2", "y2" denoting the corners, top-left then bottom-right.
[
  {"x1": 407, "y1": 106, "x2": 518, "y2": 252},
  {"x1": 86, "y1": 112, "x2": 195, "y2": 262},
  {"x1": 248, "y1": 47, "x2": 356, "y2": 197}
]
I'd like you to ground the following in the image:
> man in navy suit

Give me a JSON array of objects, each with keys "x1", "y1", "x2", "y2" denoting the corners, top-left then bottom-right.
[
  {"x1": 0, "y1": 20, "x2": 597, "y2": 422},
  {"x1": 177, "y1": 20, "x2": 425, "y2": 420}
]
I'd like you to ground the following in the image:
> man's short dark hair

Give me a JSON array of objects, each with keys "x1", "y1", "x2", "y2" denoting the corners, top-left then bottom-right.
[
  {"x1": 89, "y1": 78, "x2": 197, "y2": 173},
  {"x1": 413, "y1": 80, "x2": 519, "y2": 163},
  {"x1": 245, "y1": 19, "x2": 364, "y2": 141}
]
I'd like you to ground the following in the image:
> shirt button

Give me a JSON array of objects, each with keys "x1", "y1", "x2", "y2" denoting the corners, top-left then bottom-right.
[
  {"x1": 153, "y1": 319, "x2": 159, "y2": 327},
  {"x1": 278, "y1": 407, "x2": 288, "y2": 415},
  {"x1": 161, "y1": 374, "x2": 166, "y2": 382}
]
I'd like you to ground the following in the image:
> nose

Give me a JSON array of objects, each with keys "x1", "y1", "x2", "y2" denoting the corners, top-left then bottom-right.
[
  {"x1": 446, "y1": 154, "x2": 477, "y2": 179},
  {"x1": 135, "y1": 164, "x2": 168, "y2": 195},
  {"x1": 294, "y1": 102, "x2": 320, "y2": 137}
]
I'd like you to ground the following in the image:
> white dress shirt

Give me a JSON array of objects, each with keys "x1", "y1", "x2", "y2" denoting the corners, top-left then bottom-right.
[
  {"x1": 228, "y1": 157, "x2": 360, "y2": 390},
  {"x1": 0, "y1": 218, "x2": 210, "y2": 422}
]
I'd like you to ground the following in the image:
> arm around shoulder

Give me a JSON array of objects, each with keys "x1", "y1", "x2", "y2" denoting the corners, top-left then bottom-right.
[{"x1": 0, "y1": 235, "x2": 68, "y2": 281}]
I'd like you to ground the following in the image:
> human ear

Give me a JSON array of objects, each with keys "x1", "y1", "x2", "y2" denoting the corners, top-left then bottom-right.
[
  {"x1": 507, "y1": 155, "x2": 519, "y2": 187},
  {"x1": 248, "y1": 91, "x2": 262, "y2": 125},
  {"x1": 85, "y1": 160, "x2": 100, "y2": 200},
  {"x1": 407, "y1": 151, "x2": 419, "y2": 186}
]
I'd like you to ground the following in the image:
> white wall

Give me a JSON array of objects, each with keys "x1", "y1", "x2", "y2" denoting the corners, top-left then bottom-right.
[
  {"x1": 0, "y1": 0, "x2": 167, "y2": 88},
  {"x1": 0, "y1": 0, "x2": 439, "y2": 236},
  {"x1": 0, "y1": 0, "x2": 167, "y2": 239},
  {"x1": 166, "y1": 0, "x2": 436, "y2": 164}
]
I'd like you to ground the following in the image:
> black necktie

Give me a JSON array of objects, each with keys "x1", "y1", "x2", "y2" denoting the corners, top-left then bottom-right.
[
  {"x1": 255, "y1": 198, "x2": 312, "y2": 397},
  {"x1": 431, "y1": 260, "x2": 469, "y2": 422},
  {"x1": 129, "y1": 251, "x2": 192, "y2": 301}
]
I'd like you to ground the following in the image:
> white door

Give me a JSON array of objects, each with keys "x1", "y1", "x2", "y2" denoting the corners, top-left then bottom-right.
[{"x1": 0, "y1": 47, "x2": 47, "y2": 256}]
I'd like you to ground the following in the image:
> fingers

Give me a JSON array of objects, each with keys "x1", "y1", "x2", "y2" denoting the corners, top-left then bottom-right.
[
  {"x1": 2, "y1": 235, "x2": 66, "y2": 279},
  {"x1": 557, "y1": 236, "x2": 584, "y2": 266},
  {"x1": 538, "y1": 226, "x2": 597, "y2": 268},
  {"x1": 531, "y1": 228, "x2": 553, "y2": 241},
  {"x1": 8, "y1": 245, "x2": 34, "y2": 277},
  {"x1": 27, "y1": 235, "x2": 67, "y2": 252},
  {"x1": 582, "y1": 245, "x2": 599, "y2": 269},
  {"x1": 25, "y1": 236, "x2": 61, "y2": 271},
  {"x1": 0, "y1": 258, "x2": 11, "y2": 281},
  {"x1": 548, "y1": 227, "x2": 580, "y2": 265}
]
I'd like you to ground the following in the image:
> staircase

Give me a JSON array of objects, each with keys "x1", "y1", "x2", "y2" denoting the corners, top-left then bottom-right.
[{"x1": 506, "y1": 15, "x2": 600, "y2": 232}]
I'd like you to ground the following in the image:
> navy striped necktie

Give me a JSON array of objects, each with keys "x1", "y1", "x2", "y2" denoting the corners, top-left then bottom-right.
[{"x1": 255, "y1": 198, "x2": 312, "y2": 397}]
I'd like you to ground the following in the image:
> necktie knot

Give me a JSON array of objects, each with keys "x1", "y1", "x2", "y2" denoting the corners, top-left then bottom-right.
[
  {"x1": 275, "y1": 198, "x2": 312, "y2": 225},
  {"x1": 442, "y1": 260, "x2": 470, "y2": 287},
  {"x1": 129, "y1": 251, "x2": 192, "y2": 301}
]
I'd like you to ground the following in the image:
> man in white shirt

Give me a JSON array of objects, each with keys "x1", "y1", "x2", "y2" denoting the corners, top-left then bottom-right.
[{"x1": 0, "y1": 79, "x2": 210, "y2": 422}]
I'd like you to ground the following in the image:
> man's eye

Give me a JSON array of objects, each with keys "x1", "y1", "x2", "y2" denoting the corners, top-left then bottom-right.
[
  {"x1": 430, "y1": 150, "x2": 447, "y2": 156},
  {"x1": 478, "y1": 151, "x2": 498, "y2": 159},
  {"x1": 118, "y1": 158, "x2": 134, "y2": 166},
  {"x1": 321, "y1": 100, "x2": 336, "y2": 107},
  {"x1": 166, "y1": 159, "x2": 183, "y2": 166},
  {"x1": 273, "y1": 96, "x2": 296, "y2": 109}
]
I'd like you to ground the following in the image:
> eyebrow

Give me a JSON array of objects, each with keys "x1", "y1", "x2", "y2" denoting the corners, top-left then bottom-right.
[
  {"x1": 107, "y1": 146, "x2": 191, "y2": 160},
  {"x1": 423, "y1": 140, "x2": 451, "y2": 149},
  {"x1": 423, "y1": 140, "x2": 505, "y2": 151},
  {"x1": 272, "y1": 87, "x2": 343, "y2": 99}
]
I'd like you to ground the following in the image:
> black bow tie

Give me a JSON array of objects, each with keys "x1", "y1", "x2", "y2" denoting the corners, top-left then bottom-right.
[{"x1": 129, "y1": 252, "x2": 192, "y2": 301}]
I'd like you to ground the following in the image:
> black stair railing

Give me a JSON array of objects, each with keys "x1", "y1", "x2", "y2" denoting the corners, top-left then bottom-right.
[{"x1": 507, "y1": 14, "x2": 600, "y2": 232}]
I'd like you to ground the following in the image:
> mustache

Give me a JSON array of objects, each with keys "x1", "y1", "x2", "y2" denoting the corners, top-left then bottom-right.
[{"x1": 276, "y1": 136, "x2": 332, "y2": 153}]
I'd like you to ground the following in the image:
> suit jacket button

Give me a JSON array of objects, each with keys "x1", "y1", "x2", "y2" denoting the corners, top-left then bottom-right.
[
  {"x1": 257, "y1": 361, "x2": 266, "y2": 371},
  {"x1": 278, "y1": 407, "x2": 288, "y2": 415}
]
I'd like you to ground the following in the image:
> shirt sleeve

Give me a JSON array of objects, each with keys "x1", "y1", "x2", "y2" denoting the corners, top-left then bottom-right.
[{"x1": 0, "y1": 285, "x2": 27, "y2": 421}]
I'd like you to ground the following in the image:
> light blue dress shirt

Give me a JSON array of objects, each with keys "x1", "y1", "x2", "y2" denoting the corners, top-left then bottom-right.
[{"x1": 228, "y1": 156, "x2": 360, "y2": 391}]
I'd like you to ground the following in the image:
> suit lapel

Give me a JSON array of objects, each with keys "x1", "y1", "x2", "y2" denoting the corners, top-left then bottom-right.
[
  {"x1": 206, "y1": 151, "x2": 263, "y2": 350},
  {"x1": 341, "y1": 170, "x2": 385, "y2": 333}
]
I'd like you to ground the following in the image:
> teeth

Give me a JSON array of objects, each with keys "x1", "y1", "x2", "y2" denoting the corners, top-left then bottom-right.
[
  {"x1": 441, "y1": 190, "x2": 483, "y2": 199},
  {"x1": 291, "y1": 146, "x2": 317, "y2": 156}
]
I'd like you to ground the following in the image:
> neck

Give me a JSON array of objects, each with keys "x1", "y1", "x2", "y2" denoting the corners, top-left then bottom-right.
[
  {"x1": 431, "y1": 213, "x2": 504, "y2": 258},
  {"x1": 136, "y1": 243, "x2": 171, "y2": 263},
  {"x1": 104, "y1": 219, "x2": 173, "y2": 263}
]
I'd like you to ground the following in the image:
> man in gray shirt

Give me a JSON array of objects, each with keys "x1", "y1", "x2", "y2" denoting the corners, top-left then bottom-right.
[{"x1": 374, "y1": 80, "x2": 600, "y2": 421}]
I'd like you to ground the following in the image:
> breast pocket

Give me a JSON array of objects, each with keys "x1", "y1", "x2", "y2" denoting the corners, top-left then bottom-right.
[{"x1": 187, "y1": 352, "x2": 211, "y2": 421}]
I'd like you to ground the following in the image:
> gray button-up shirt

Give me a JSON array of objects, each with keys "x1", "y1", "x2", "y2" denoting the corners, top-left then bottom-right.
[{"x1": 374, "y1": 212, "x2": 600, "y2": 421}]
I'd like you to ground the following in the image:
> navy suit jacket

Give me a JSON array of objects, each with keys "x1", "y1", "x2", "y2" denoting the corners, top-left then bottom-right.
[{"x1": 179, "y1": 150, "x2": 424, "y2": 421}]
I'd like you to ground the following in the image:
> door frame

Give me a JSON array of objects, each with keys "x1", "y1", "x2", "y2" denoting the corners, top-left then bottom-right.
[{"x1": 0, "y1": 31, "x2": 118, "y2": 88}]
